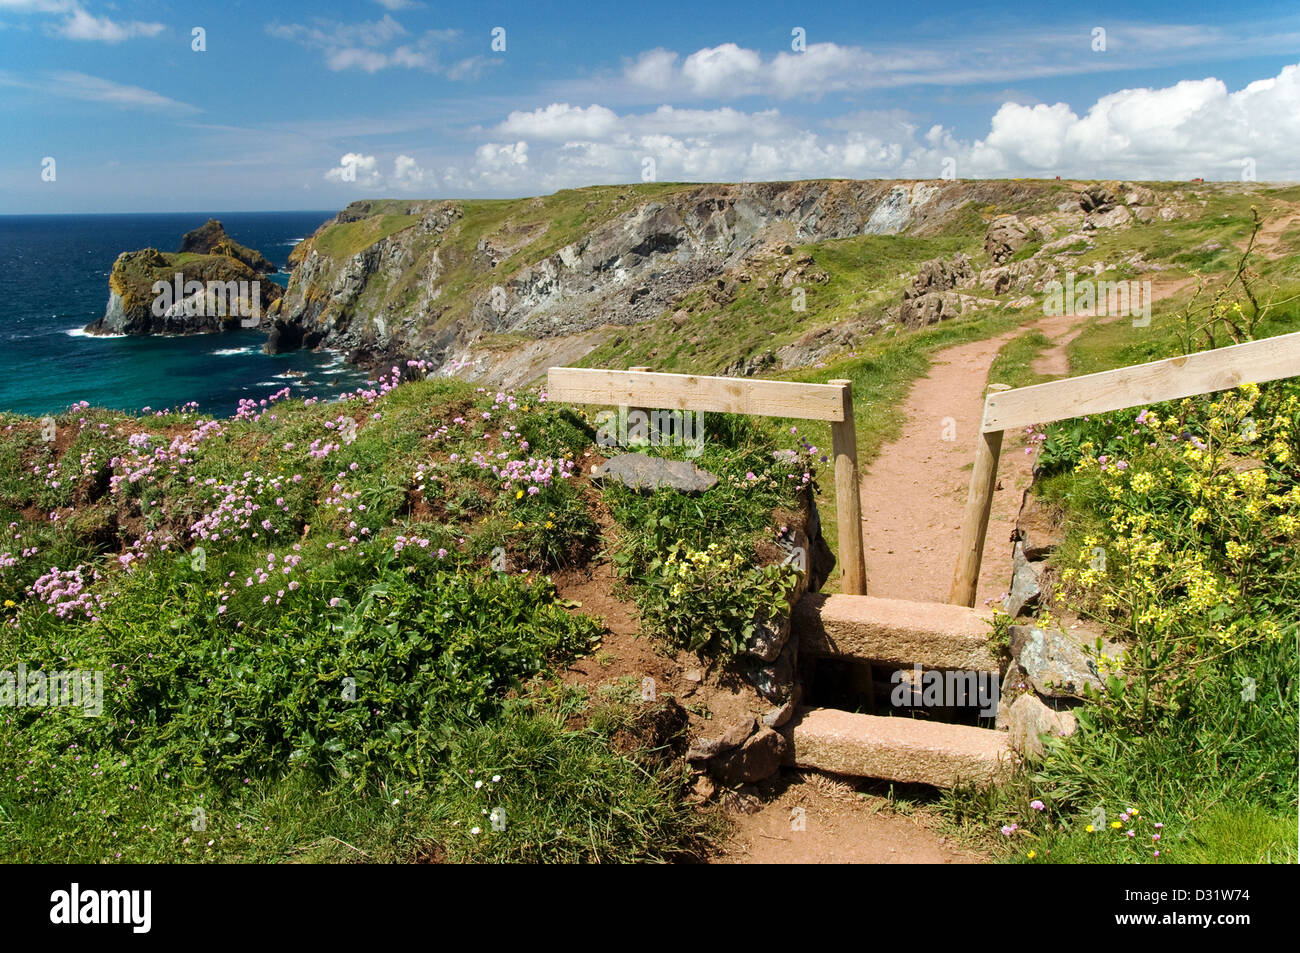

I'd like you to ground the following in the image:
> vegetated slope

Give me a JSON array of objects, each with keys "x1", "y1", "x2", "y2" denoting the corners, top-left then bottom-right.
[{"x1": 0, "y1": 369, "x2": 824, "y2": 862}]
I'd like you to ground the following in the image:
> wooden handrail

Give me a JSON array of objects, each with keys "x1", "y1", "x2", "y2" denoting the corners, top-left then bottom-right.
[
  {"x1": 547, "y1": 366, "x2": 867, "y2": 595},
  {"x1": 950, "y1": 330, "x2": 1300, "y2": 606}
]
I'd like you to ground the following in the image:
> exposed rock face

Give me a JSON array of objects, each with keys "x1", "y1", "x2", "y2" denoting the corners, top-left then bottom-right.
[
  {"x1": 270, "y1": 179, "x2": 1059, "y2": 382},
  {"x1": 1079, "y1": 183, "x2": 1119, "y2": 213},
  {"x1": 592, "y1": 453, "x2": 717, "y2": 494}
]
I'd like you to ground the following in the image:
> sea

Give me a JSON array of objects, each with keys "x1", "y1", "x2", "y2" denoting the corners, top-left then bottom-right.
[{"x1": 0, "y1": 211, "x2": 372, "y2": 418}]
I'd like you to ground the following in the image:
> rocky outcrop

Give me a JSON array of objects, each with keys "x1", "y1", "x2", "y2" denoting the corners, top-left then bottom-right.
[
  {"x1": 898, "y1": 253, "x2": 978, "y2": 329},
  {"x1": 985, "y1": 215, "x2": 1039, "y2": 264},
  {"x1": 179, "y1": 219, "x2": 276, "y2": 274},
  {"x1": 86, "y1": 225, "x2": 282, "y2": 337}
]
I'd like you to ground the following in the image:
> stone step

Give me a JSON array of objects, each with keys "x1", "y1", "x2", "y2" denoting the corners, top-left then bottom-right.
[
  {"x1": 794, "y1": 593, "x2": 999, "y2": 672},
  {"x1": 782, "y1": 706, "x2": 1012, "y2": 788}
]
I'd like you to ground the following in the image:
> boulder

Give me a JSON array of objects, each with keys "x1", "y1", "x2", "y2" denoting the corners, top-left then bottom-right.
[
  {"x1": 1015, "y1": 490, "x2": 1063, "y2": 561},
  {"x1": 907, "y1": 254, "x2": 974, "y2": 296},
  {"x1": 1003, "y1": 541, "x2": 1044, "y2": 618},
  {"x1": 899, "y1": 290, "x2": 962, "y2": 329},
  {"x1": 761, "y1": 687, "x2": 800, "y2": 729},
  {"x1": 1008, "y1": 625, "x2": 1104, "y2": 697},
  {"x1": 1121, "y1": 184, "x2": 1156, "y2": 207},
  {"x1": 749, "y1": 636, "x2": 798, "y2": 703},
  {"x1": 593, "y1": 453, "x2": 718, "y2": 494},
  {"x1": 1078, "y1": 184, "x2": 1118, "y2": 213},
  {"x1": 685, "y1": 717, "x2": 756, "y2": 762},
  {"x1": 710, "y1": 726, "x2": 789, "y2": 785},
  {"x1": 1084, "y1": 206, "x2": 1133, "y2": 230},
  {"x1": 744, "y1": 615, "x2": 791, "y2": 663},
  {"x1": 1002, "y1": 693, "x2": 1077, "y2": 758}
]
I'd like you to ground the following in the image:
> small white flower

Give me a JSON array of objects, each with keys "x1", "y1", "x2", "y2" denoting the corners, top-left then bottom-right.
[
  {"x1": 491, "y1": 775, "x2": 501, "y2": 783},
  {"x1": 474, "y1": 780, "x2": 483, "y2": 789},
  {"x1": 392, "y1": 798, "x2": 399, "y2": 806},
  {"x1": 470, "y1": 827, "x2": 481, "y2": 835}
]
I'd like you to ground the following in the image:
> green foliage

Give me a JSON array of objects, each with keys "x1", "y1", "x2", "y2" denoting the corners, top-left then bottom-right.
[{"x1": 638, "y1": 541, "x2": 798, "y2": 657}]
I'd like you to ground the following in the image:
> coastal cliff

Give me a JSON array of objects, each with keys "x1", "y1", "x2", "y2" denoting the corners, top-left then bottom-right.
[{"x1": 268, "y1": 179, "x2": 1067, "y2": 381}]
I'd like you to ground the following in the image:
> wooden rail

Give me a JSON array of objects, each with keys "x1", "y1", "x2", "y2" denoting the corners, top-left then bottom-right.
[
  {"x1": 949, "y1": 330, "x2": 1300, "y2": 606},
  {"x1": 548, "y1": 366, "x2": 868, "y2": 595}
]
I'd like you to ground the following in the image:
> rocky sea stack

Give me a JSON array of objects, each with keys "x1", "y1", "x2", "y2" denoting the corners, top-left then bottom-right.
[{"x1": 84, "y1": 220, "x2": 283, "y2": 337}]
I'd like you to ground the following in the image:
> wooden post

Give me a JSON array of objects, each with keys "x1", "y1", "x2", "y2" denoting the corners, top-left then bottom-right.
[
  {"x1": 949, "y1": 428, "x2": 1004, "y2": 607},
  {"x1": 627, "y1": 367, "x2": 650, "y2": 446},
  {"x1": 829, "y1": 379, "x2": 867, "y2": 596}
]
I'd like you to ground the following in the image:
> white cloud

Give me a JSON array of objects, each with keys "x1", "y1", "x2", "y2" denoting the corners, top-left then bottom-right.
[
  {"x1": 624, "y1": 49, "x2": 677, "y2": 91},
  {"x1": 0, "y1": 69, "x2": 195, "y2": 110},
  {"x1": 680, "y1": 43, "x2": 763, "y2": 97},
  {"x1": 0, "y1": 1, "x2": 163, "y2": 42},
  {"x1": 268, "y1": 16, "x2": 474, "y2": 77},
  {"x1": 497, "y1": 103, "x2": 618, "y2": 140},
  {"x1": 392, "y1": 154, "x2": 425, "y2": 189},
  {"x1": 325, "y1": 152, "x2": 382, "y2": 187},
  {"x1": 59, "y1": 7, "x2": 162, "y2": 42},
  {"x1": 617, "y1": 28, "x2": 1300, "y2": 101},
  {"x1": 443, "y1": 62, "x2": 1300, "y2": 193}
]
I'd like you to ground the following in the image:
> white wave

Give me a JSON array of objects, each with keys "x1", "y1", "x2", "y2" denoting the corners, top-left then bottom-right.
[
  {"x1": 66, "y1": 327, "x2": 124, "y2": 339},
  {"x1": 212, "y1": 346, "x2": 257, "y2": 356}
]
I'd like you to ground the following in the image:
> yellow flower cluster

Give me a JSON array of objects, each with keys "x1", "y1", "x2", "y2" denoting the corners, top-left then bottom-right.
[{"x1": 1066, "y1": 384, "x2": 1296, "y2": 654}]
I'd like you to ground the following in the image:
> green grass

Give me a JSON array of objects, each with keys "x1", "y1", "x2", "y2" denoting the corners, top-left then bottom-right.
[{"x1": 314, "y1": 214, "x2": 421, "y2": 259}]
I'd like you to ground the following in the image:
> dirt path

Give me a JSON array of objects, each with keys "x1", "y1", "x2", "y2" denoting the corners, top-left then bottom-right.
[
  {"x1": 718, "y1": 773, "x2": 983, "y2": 864},
  {"x1": 859, "y1": 276, "x2": 1194, "y2": 606}
]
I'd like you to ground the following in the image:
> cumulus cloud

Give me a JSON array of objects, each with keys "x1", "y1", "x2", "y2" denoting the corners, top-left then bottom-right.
[
  {"x1": 497, "y1": 103, "x2": 619, "y2": 140},
  {"x1": 392, "y1": 154, "x2": 426, "y2": 189},
  {"x1": 441, "y1": 62, "x2": 1300, "y2": 193},
  {"x1": 323, "y1": 153, "x2": 440, "y2": 191},
  {"x1": 325, "y1": 152, "x2": 382, "y2": 187}
]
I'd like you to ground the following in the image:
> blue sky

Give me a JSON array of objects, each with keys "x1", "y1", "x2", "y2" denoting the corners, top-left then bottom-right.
[{"x1": 2, "y1": 0, "x2": 1298, "y2": 213}]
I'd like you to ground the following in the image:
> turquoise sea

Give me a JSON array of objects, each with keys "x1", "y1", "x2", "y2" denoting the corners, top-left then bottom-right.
[{"x1": 0, "y1": 211, "x2": 370, "y2": 417}]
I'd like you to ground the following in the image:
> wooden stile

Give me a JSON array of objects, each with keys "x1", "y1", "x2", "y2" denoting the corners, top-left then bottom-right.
[{"x1": 547, "y1": 365, "x2": 867, "y2": 595}]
